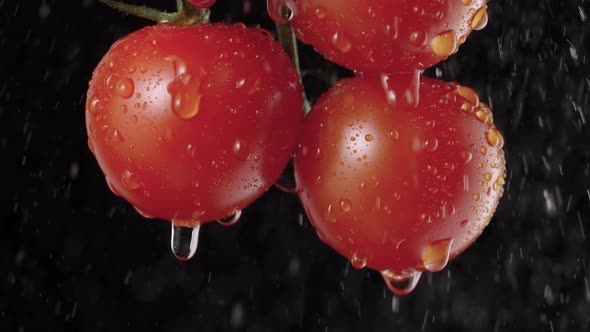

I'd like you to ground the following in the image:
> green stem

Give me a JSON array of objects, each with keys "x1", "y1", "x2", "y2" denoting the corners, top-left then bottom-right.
[
  {"x1": 276, "y1": 23, "x2": 310, "y2": 114},
  {"x1": 99, "y1": 0, "x2": 210, "y2": 25}
]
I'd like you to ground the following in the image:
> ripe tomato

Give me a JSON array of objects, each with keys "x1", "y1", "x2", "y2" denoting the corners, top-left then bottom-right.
[
  {"x1": 86, "y1": 23, "x2": 303, "y2": 226},
  {"x1": 268, "y1": 0, "x2": 489, "y2": 73},
  {"x1": 189, "y1": 0, "x2": 216, "y2": 8},
  {"x1": 294, "y1": 74, "x2": 505, "y2": 294}
]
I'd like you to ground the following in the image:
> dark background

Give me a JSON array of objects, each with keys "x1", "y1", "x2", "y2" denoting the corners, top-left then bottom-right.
[{"x1": 2, "y1": 0, "x2": 590, "y2": 331}]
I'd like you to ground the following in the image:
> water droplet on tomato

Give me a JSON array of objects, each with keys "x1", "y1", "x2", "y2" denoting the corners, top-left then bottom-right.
[
  {"x1": 331, "y1": 32, "x2": 352, "y2": 53},
  {"x1": 325, "y1": 204, "x2": 337, "y2": 223},
  {"x1": 486, "y1": 127, "x2": 504, "y2": 148},
  {"x1": 431, "y1": 31, "x2": 457, "y2": 57},
  {"x1": 87, "y1": 96, "x2": 100, "y2": 114},
  {"x1": 166, "y1": 56, "x2": 203, "y2": 120},
  {"x1": 461, "y1": 150, "x2": 473, "y2": 163},
  {"x1": 480, "y1": 146, "x2": 488, "y2": 155},
  {"x1": 315, "y1": 6, "x2": 327, "y2": 19},
  {"x1": 350, "y1": 253, "x2": 367, "y2": 269},
  {"x1": 381, "y1": 270, "x2": 422, "y2": 296},
  {"x1": 456, "y1": 86, "x2": 479, "y2": 106},
  {"x1": 339, "y1": 199, "x2": 352, "y2": 213},
  {"x1": 116, "y1": 77, "x2": 134, "y2": 99},
  {"x1": 409, "y1": 31, "x2": 427, "y2": 46},
  {"x1": 471, "y1": 6, "x2": 489, "y2": 30},
  {"x1": 460, "y1": 219, "x2": 469, "y2": 228},
  {"x1": 422, "y1": 238, "x2": 453, "y2": 272},
  {"x1": 112, "y1": 129, "x2": 125, "y2": 143},
  {"x1": 424, "y1": 138, "x2": 439, "y2": 152},
  {"x1": 475, "y1": 109, "x2": 492, "y2": 123},
  {"x1": 388, "y1": 130, "x2": 400, "y2": 141},
  {"x1": 170, "y1": 223, "x2": 200, "y2": 261},
  {"x1": 473, "y1": 193, "x2": 481, "y2": 201},
  {"x1": 461, "y1": 0, "x2": 473, "y2": 5},
  {"x1": 232, "y1": 139, "x2": 251, "y2": 161},
  {"x1": 484, "y1": 172, "x2": 492, "y2": 182},
  {"x1": 121, "y1": 170, "x2": 140, "y2": 190},
  {"x1": 365, "y1": 134, "x2": 374, "y2": 142},
  {"x1": 217, "y1": 209, "x2": 242, "y2": 227}
]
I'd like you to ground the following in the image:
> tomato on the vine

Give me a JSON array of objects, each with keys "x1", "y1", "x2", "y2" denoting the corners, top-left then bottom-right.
[
  {"x1": 294, "y1": 75, "x2": 505, "y2": 294},
  {"x1": 268, "y1": 0, "x2": 489, "y2": 73},
  {"x1": 86, "y1": 23, "x2": 303, "y2": 226}
]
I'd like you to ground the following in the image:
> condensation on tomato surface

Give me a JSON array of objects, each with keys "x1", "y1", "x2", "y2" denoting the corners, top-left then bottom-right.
[
  {"x1": 85, "y1": 24, "x2": 304, "y2": 261},
  {"x1": 267, "y1": 0, "x2": 489, "y2": 73},
  {"x1": 294, "y1": 75, "x2": 506, "y2": 295}
]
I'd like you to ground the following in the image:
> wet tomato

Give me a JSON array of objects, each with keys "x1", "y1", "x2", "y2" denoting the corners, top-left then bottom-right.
[
  {"x1": 86, "y1": 23, "x2": 303, "y2": 227},
  {"x1": 268, "y1": 0, "x2": 489, "y2": 73},
  {"x1": 294, "y1": 74, "x2": 505, "y2": 294}
]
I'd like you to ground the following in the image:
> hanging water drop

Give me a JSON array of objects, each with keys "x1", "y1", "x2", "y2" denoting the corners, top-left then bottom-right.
[
  {"x1": 170, "y1": 224, "x2": 200, "y2": 261},
  {"x1": 350, "y1": 253, "x2": 367, "y2": 269},
  {"x1": 381, "y1": 270, "x2": 422, "y2": 295},
  {"x1": 267, "y1": 0, "x2": 295, "y2": 23},
  {"x1": 422, "y1": 238, "x2": 453, "y2": 272},
  {"x1": 217, "y1": 209, "x2": 242, "y2": 227}
]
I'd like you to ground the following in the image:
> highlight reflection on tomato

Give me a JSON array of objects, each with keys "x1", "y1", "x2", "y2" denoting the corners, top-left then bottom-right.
[{"x1": 294, "y1": 75, "x2": 505, "y2": 294}]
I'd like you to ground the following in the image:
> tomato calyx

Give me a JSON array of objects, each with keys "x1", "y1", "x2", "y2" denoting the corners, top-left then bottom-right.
[{"x1": 99, "y1": 0, "x2": 210, "y2": 26}]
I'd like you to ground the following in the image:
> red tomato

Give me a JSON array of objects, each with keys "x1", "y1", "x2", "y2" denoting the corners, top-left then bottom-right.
[
  {"x1": 294, "y1": 74, "x2": 505, "y2": 294},
  {"x1": 188, "y1": 0, "x2": 216, "y2": 9},
  {"x1": 86, "y1": 23, "x2": 303, "y2": 226},
  {"x1": 268, "y1": 0, "x2": 489, "y2": 73}
]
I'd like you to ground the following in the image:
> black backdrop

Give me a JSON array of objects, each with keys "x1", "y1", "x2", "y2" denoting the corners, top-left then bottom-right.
[{"x1": 2, "y1": 0, "x2": 590, "y2": 331}]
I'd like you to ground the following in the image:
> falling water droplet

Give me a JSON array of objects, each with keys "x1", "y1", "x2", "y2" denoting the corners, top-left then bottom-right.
[
  {"x1": 381, "y1": 270, "x2": 422, "y2": 295},
  {"x1": 422, "y1": 238, "x2": 454, "y2": 272},
  {"x1": 217, "y1": 209, "x2": 242, "y2": 227},
  {"x1": 170, "y1": 224, "x2": 200, "y2": 261}
]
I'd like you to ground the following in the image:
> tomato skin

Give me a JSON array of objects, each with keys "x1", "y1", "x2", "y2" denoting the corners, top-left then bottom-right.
[
  {"x1": 188, "y1": 0, "x2": 216, "y2": 8},
  {"x1": 86, "y1": 24, "x2": 303, "y2": 226},
  {"x1": 281, "y1": 0, "x2": 488, "y2": 73},
  {"x1": 294, "y1": 75, "x2": 505, "y2": 273}
]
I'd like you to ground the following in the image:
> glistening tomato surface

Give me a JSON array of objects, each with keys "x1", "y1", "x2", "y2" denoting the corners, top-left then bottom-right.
[
  {"x1": 294, "y1": 75, "x2": 505, "y2": 292},
  {"x1": 86, "y1": 24, "x2": 303, "y2": 226},
  {"x1": 269, "y1": 0, "x2": 489, "y2": 73}
]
